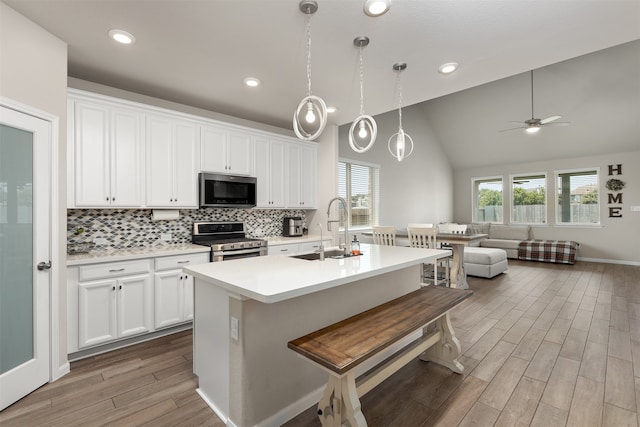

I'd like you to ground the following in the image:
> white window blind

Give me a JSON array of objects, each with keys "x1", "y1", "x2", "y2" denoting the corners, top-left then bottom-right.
[{"x1": 338, "y1": 159, "x2": 380, "y2": 228}]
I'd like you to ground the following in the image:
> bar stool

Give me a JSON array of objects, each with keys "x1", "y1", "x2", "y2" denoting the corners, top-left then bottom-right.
[{"x1": 407, "y1": 223, "x2": 450, "y2": 286}]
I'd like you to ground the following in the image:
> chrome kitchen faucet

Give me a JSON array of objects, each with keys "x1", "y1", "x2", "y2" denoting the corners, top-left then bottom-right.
[{"x1": 326, "y1": 197, "x2": 349, "y2": 256}]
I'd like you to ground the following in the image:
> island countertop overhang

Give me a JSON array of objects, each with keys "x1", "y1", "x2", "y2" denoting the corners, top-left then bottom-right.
[{"x1": 183, "y1": 243, "x2": 450, "y2": 303}]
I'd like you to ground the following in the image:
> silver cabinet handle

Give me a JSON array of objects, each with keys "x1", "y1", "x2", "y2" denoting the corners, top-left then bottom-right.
[
  {"x1": 109, "y1": 268, "x2": 125, "y2": 272},
  {"x1": 37, "y1": 261, "x2": 52, "y2": 271},
  {"x1": 177, "y1": 260, "x2": 190, "y2": 264}
]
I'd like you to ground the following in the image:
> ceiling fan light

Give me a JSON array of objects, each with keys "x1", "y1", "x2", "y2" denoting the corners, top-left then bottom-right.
[{"x1": 525, "y1": 125, "x2": 540, "y2": 134}]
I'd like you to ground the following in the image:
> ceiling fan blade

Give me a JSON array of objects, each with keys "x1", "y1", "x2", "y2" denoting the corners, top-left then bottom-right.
[
  {"x1": 540, "y1": 115, "x2": 562, "y2": 124},
  {"x1": 498, "y1": 126, "x2": 524, "y2": 132},
  {"x1": 544, "y1": 121, "x2": 570, "y2": 127}
]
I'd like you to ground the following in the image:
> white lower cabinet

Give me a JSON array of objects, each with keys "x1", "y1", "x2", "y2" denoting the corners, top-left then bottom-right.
[
  {"x1": 78, "y1": 273, "x2": 153, "y2": 349},
  {"x1": 154, "y1": 253, "x2": 208, "y2": 329},
  {"x1": 69, "y1": 252, "x2": 210, "y2": 354}
]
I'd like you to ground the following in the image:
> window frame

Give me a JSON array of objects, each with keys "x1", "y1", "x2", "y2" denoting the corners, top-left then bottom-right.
[
  {"x1": 554, "y1": 167, "x2": 601, "y2": 227},
  {"x1": 338, "y1": 157, "x2": 380, "y2": 230},
  {"x1": 471, "y1": 176, "x2": 504, "y2": 224},
  {"x1": 509, "y1": 172, "x2": 548, "y2": 225}
]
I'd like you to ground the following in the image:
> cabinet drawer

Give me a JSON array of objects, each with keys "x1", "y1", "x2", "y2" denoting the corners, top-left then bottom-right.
[
  {"x1": 155, "y1": 253, "x2": 210, "y2": 271},
  {"x1": 79, "y1": 260, "x2": 151, "y2": 282},
  {"x1": 268, "y1": 243, "x2": 299, "y2": 256}
]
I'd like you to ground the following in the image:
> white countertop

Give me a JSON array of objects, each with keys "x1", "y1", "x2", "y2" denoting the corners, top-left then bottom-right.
[
  {"x1": 66, "y1": 243, "x2": 211, "y2": 266},
  {"x1": 184, "y1": 243, "x2": 450, "y2": 303}
]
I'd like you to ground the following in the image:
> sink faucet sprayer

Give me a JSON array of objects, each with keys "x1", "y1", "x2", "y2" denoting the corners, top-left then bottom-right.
[{"x1": 326, "y1": 196, "x2": 349, "y2": 256}]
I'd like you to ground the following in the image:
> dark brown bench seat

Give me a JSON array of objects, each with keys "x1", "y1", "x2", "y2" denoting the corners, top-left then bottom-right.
[{"x1": 288, "y1": 285, "x2": 473, "y2": 427}]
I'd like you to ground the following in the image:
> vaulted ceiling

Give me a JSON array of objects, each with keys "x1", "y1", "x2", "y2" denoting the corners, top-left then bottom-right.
[{"x1": 5, "y1": 0, "x2": 640, "y2": 168}]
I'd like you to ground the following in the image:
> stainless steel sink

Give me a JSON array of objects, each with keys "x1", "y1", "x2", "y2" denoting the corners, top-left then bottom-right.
[{"x1": 292, "y1": 250, "x2": 360, "y2": 261}]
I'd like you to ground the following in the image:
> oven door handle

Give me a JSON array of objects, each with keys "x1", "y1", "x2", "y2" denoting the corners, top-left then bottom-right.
[{"x1": 213, "y1": 248, "x2": 262, "y2": 257}]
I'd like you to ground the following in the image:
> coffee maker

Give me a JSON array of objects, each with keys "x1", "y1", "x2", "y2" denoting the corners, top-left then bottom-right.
[{"x1": 283, "y1": 217, "x2": 304, "y2": 237}]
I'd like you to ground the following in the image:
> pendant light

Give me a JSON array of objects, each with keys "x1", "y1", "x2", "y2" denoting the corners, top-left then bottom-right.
[
  {"x1": 388, "y1": 62, "x2": 414, "y2": 162},
  {"x1": 349, "y1": 36, "x2": 377, "y2": 153},
  {"x1": 293, "y1": 0, "x2": 327, "y2": 141}
]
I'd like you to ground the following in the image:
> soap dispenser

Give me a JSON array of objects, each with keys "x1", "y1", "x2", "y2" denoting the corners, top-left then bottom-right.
[{"x1": 350, "y1": 235, "x2": 361, "y2": 256}]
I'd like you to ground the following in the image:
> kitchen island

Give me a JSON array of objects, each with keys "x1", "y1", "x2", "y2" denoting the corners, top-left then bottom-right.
[{"x1": 184, "y1": 243, "x2": 450, "y2": 427}]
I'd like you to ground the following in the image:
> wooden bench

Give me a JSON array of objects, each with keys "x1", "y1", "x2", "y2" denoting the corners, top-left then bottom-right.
[{"x1": 288, "y1": 286, "x2": 473, "y2": 427}]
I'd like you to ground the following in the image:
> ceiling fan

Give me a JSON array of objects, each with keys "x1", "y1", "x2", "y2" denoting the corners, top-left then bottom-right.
[{"x1": 500, "y1": 70, "x2": 570, "y2": 134}]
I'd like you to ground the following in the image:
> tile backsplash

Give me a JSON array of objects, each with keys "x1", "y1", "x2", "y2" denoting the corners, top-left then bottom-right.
[{"x1": 67, "y1": 208, "x2": 307, "y2": 249}]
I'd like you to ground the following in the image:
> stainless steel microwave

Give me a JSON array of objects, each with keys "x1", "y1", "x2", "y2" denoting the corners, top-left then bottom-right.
[{"x1": 199, "y1": 173, "x2": 257, "y2": 208}]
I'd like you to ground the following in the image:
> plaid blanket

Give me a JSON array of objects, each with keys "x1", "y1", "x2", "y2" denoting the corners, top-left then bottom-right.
[{"x1": 518, "y1": 240, "x2": 580, "y2": 264}]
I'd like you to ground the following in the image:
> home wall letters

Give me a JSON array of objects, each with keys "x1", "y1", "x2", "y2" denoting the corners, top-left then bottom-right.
[{"x1": 606, "y1": 164, "x2": 625, "y2": 218}]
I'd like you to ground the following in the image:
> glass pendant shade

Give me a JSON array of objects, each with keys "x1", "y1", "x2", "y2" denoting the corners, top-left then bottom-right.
[
  {"x1": 293, "y1": 0, "x2": 327, "y2": 141},
  {"x1": 388, "y1": 62, "x2": 414, "y2": 162},
  {"x1": 348, "y1": 36, "x2": 377, "y2": 153}
]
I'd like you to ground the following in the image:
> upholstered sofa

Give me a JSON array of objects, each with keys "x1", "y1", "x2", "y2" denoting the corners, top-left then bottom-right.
[
  {"x1": 466, "y1": 223, "x2": 580, "y2": 264},
  {"x1": 466, "y1": 223, "x2": 531, "y2": 259}
]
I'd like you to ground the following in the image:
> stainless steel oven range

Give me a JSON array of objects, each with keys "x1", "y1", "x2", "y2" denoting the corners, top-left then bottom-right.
[{"x1": 192, "y1": 221, "x2": 267, "y2": 262}]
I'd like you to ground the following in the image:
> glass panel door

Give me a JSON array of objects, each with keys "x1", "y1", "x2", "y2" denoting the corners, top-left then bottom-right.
[
  {"x1": 0, "y1": 123, "x2": 34, "y2": 375},
  {"x1": 0, "y1": 105, "x2": 50, "y2": 411}
]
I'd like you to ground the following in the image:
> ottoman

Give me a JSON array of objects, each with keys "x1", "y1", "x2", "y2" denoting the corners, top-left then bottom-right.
[{"x1": 464, "y1": 247, "x2": 508, "y2": 278}]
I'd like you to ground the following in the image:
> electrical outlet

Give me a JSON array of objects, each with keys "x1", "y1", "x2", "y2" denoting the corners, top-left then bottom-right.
[
  {"x1": 631, "y1": 206, "x2": 640, "y2": 212},
  {"x1": 230, "y1": 317, "x2": 239, "y2": 341},
  {"x1": 93, "y1": 237, "x2": 105, "y2": 245},
  {"x1": 161, "y1": 233, "x2": 172, "y2": 241}
]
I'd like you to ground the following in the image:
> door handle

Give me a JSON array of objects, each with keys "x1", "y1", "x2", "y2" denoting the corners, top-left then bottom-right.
[{"x1": 37, "y1": 261, "x2": 52, "y2": 271}]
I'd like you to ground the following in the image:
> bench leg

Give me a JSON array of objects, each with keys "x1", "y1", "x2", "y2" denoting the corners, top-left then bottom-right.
[
  {"x1": 317, "y1": 372, "x2": 367, "y2": 427},
  {"x1": 420, "y1": 313, "x2": 464, "y2": 374}
]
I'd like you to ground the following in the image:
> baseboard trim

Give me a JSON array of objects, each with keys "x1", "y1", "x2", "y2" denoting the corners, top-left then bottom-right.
[
  {"x1": 577, "y1": 257, "x2": 640, "y2": 266},
  {"x1": 68, "y1": 323, "x2": 192, "y2": 362}
]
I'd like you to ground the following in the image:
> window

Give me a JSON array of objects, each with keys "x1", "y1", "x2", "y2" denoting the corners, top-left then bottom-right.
[
  {"x1": 472, "y1": 177, "x2": 503, "y2": 223},
  {"x1": 338, "y1": 159, "x2": 380, "y2": 229},
  {"x1": 511, "y1": 173, "x2": 547, "y2": 224},
  {"x1": 556, "y1": 168, "x2": 600, "y2": 225}
]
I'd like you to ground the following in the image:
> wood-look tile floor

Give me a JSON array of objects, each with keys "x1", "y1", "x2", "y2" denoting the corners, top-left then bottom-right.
[{"x1": 1, "y1": 260, "x2": 639, "y2": 426}]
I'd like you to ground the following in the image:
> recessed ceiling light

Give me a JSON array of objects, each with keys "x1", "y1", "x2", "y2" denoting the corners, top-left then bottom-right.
[
  {"x1": 244, "y1": 77, "x2": 261, "y2": 87},
  {"x1": 108, "y1": 29, "x2": 135, "y2": 45},
  {"x1": 364, "y1": 0, "x2": 390, "y2": 17},
  {"x1": 438, "y1": 62, "x2": 458, "y2": 74},
  {"x1": 326, "y1": 106, "x2": 337, "y2": 113}
]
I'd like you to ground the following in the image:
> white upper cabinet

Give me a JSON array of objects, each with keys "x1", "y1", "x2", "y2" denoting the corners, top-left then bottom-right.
[
  {"x1": 146, "y1": 114, "x2": 199, "y2": 208},
  {"x1": 201, "y1": 126, "x2": 253, "y2": 176},
  {"x1": 254, "y1": 137, "x2": 286, "y2": 208},
  {"x1": 70, "y1": 100, "x2": 143, "y2": 207},
  {"x1": 287, "y1": 142, "x2": 317, "y2": 209}
]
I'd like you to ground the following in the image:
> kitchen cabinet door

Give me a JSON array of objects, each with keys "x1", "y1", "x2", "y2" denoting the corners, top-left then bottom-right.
[
  {"x1": 78, "y1": 279, "x2": 118, "y2": 348},
  {"x1": 146, "y1": 114, "x2": 199, "y2": 208},
  {"x1": 299, "y1": 144, "x2": 317, "y2": 208},
  {"x1": 255, "y1": 137, "x2": 286, "y2": 208},
  {"x1": 227, "y1": 131, "x2": 253, "y2": 175},
  {"x1": 73, "y1": 102, "x2": 110, "y2": 207},
  {"x1": 71, "y1": 100, "x2": 143, "y2": 208},
  {"x1": 110, "y1": 109, "x2": 144, "y2": 206},
  {"x1": 154, "y1": 270, "x2": 184, "y2": 329},
  {"x1": 201, "y1": 126, "x2": 253, "y2": 176},
  {"x1": 254, "y1": 138, "x2": 286, "y2": 208},
  {"x1": 173, "y1": 121, "x2": 199, "y2": 207},
  {"x1": 287, "y1": 142, "x2": 317, "y2": 209},
  {"x1": 116, "y1": 274, "x2": 153, "y2": 338}
]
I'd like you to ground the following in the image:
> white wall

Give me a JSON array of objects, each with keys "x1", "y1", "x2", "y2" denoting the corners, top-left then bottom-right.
[
  {"x1": 338, "y1": 106, "x2": 454, "y2": 231},
  {"x1": 0, "y1": 1, "x2": 68, "y2": 372},
  {"x1": 453, "y1": 150, "x2": 640, "y2": 264}
]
